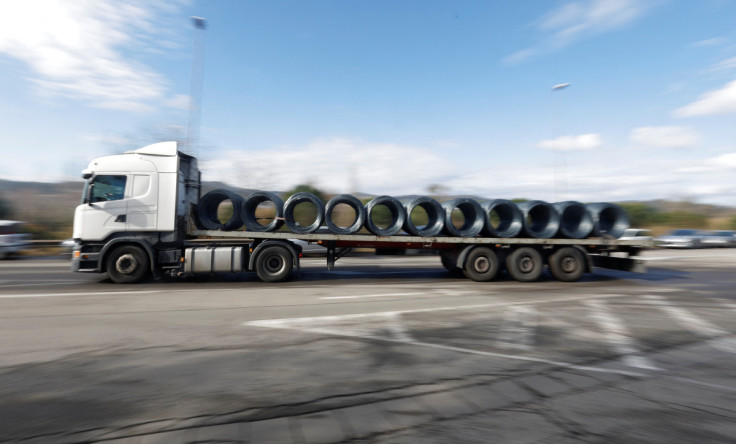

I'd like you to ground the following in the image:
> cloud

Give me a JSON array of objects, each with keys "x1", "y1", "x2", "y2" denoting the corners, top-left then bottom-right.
[
  {"x1": 704, "y1": 152, "x2": 736, "y2": 168},
  {"x1": 706, "y1": 56, "x2": 736, "y2": 73},
  {"x1": 504, "y1": 0, "x2": 652, "y2": 64},
  {"x1": 690, "y1": 37, "x2": 728, "y2": 48},
  {"x1": 0, "y1": 0, "x2": 187, "y2": 112},
  {"x1": 630, "y1": 126, "x2": 700, "y2": 148},
  {"x1": 202, "y1": 138, "x2": 461, "y2": 195},
  {"x1": 537, "y1": 134, "x2": 602, "y2": 151},
  {"x1": 673, "y1": 79, "x2": 736, "y2": 117}
]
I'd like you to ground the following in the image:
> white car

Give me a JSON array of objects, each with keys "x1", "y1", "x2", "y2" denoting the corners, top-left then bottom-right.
[
  {"x1": 619, "y1": 228, "x2": 653, "y2": 242},
  {"x1": 654, "y1": 229, "x2": 705, "y2": 249},
  {"x1": 0, "y1": 220, "x2": 32, "y2": 259}
]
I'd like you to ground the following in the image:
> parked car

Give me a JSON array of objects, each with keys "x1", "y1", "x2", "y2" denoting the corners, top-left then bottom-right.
[
  {"x1": 0, "y1": 220, "x2": 32, "y2": 259},
  {"x1": 654, "y1": 229, "x2": 705, "y2": 248},
  {"x1": 700, "y1": 230, "x2": 736, "y2": 248}
]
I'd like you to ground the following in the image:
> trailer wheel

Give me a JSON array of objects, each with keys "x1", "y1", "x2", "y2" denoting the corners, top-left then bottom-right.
[
  {"x1": 506, "y1": 247, "x2": 543, "y2": 282},
  {"x1": 548, "y1": 247, "x2": 585, "y2": 282},
  {"x1": 462, "y1": 247, "x2": 499, "y2": 282},
  {"x1": 106, "y1": 245, "x2": 150, "y2": 284},
  {"x1": 255, "y1": 245, "x2": 294, "y2": 283}
]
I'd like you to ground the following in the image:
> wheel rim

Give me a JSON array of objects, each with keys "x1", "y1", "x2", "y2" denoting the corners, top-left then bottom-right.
[
  {"x1": 265, "y1": 254, "x2": 285, "y2": 274},
  {"x1": 474, "y1": 256, "x2": 490, "y2": 273},
  {"x1": 519, "y1": 255, "x2": 534, "y2": 273},
  {"x1": 561, "y1": 256, "x2": 578, "y2": 273},
  {"x1": 115, "y1": 254, "x2": 138, "y2": 275}
]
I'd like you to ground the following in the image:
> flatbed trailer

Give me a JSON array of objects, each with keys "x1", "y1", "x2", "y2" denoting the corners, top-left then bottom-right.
[{"x1": 186, "y1": 228, "x2": 649, "y2": 283}]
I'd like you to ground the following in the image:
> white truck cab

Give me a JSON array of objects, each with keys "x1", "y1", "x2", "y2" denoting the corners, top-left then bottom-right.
[
  {"x1": 72, "y1": 142, "x2": 200, "y2": 282},
  {"x1": 73, "y1": 141, "x2": 189, "y2": 241}
]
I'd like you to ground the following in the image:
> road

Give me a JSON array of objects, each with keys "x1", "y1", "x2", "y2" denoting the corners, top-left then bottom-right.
[{"x1": 1, "y1": 249, "x2": 736, "y2": 443}]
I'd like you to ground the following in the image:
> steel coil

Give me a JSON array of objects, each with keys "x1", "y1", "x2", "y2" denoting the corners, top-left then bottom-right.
[
  {"x1": 283, "y1": 192, "x2": 325, "y2": 234},
  {"x1": 587, "y1": 203, "x2": 629, "y2": 238},
  {"x1": 518, "y1": 200, "x2": 560, "y2": 239},
  {"x1": 365, "y1": 195, "x2": 407, "y2": 236},
  {"x1": 402, "y1": 196, "x2": 444, "y2": 237},
  {"x1": 241, "y1": 191, "x2": 285, "y2": 232},
  {"x1": 195, "y1": 189, "x2": 244, "y2": 231},
  {"x1": 442, "y1": 198, "x2": 485, "y2": 237},
  {"x1": 325, "y1": 194, "x2": 366, "y2": 234},
  {"x1": 480, "y1": 199, "x2": 523, "y2": 238},
  {"x1": 553, "y1": 201, "x2": 594, "y2": 239}
]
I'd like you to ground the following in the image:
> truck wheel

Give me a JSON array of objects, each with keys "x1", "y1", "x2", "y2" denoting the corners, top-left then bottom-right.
[
  {"x1": 255, "y1": 245, "x2": 294, "y2": 283},
  {"x1": 549, "y1": 247, "x2": 585, "y2": 282},
  {"x1": 462, "y1": 247, "x2": 499, "y2": 282},
  {"x1": 106, "y1": 245, "x2": 150, "y2": 284},
  {"x1": 506, "y1": 247, "x2": 543, "y2": 282}
]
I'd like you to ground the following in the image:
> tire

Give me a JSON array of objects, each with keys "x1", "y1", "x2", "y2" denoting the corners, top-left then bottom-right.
[
  {"x1": 462, "y1": 247, "x2": 499, "y2": 282},
  {"x1": 106, "y1": 245, "x2": 150, "y2": 284},
  {"x1": 255, "y1": 245, "x2": 294, "y2": 283},
  {"x1": 506, "y1": 247, "x2": 543, "y2": 282},
  {"x1": 548, "y1": 247, "x2": 585, "y2": 282}
]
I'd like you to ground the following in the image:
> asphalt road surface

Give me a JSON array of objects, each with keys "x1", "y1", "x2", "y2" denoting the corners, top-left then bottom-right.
[{"x1": 1, "y1": 249, "x2": 736, "y2": 443}]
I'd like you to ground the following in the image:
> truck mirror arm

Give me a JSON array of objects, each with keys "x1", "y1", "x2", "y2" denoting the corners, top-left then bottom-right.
[{"x1": 86, "y1": 183, "x2": 95, "y2": 206}]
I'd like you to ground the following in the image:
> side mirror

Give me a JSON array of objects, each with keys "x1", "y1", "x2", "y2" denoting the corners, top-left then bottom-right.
[{"x1": 86, "y1": 183, "x2": 95, "y2": 206}]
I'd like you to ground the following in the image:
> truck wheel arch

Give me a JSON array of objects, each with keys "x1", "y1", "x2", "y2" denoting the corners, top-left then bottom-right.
[
  {"x1": 100, "y1": 238, "x2": 156, "y2": 274},
  {"x1": 455, "y1": 245, "x2": 507, "y2": 270}
]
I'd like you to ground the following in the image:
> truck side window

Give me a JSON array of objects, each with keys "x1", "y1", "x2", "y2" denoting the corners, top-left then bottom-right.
[{"x1": 91, "y1": 175, "x2": 127, "y2": 202}]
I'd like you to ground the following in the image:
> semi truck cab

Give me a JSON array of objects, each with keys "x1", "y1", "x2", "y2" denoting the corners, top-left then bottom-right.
[{"x1": 72, "y1": 142, "x2": 200, "y2": 281}]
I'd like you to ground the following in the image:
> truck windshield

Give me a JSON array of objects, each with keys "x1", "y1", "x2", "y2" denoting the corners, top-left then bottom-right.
[{"x1": 83, "y1": 175, "x2": 127, "y2": 203}]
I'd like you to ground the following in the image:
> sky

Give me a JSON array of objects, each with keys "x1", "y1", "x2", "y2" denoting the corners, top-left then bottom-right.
[{"x1": 1, "y1": 0, "x2": 736, "y2": 205}]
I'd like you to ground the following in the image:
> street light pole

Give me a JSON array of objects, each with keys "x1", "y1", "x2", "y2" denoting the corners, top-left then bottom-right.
[
  {"x1": 551, "y1": 82, "x2": 570, "y2": 200},
  {"x1": 187, "y1": 16, "x2": 207, "y2": 158}
]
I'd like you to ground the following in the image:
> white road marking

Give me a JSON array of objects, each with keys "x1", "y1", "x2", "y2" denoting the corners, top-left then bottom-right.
[
  {"x1": 496, "y1": 306, "x2": 537, "y2": 351},
  {"x1": 322, "y1": 292, "x2": 425, "y2": 300},
  {"x1": 585, "y1": 300, "x2": 660, "y2": 370},
  {"x1": 0, "y1": 281, "x2": 80, "y2": 288},
  {"x1": 632, "y1": 287, "x2": 680, "y2": 293},
  {"x1": 643, "y1": 295, "x2": 736, "y2": 353},
  {"x1": 0, "y1": 290, "x2": 162, "y2": 299},
  {"x1": 245, "y1": 292, "x2": 653, "y2": 378},
  {"x1": 321, "y1": 288, "x2": 482, "y2": 300},
  {"x1": 246, "y1": 313, "x2": 645, "y2": 378},
  {"x1": 0, "y1": 262, "x2": 71, "y2": 268}
]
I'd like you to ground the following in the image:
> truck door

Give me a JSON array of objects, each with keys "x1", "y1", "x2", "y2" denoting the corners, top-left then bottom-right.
[
  {"x1": 126, "y1": 174, "x2": 158, "y2": 231},
  {"x1": 77, "y1": 174, "x2": 129, "y2": 241}
]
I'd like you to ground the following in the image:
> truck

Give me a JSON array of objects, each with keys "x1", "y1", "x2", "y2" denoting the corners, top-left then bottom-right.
[{"x1": 71, "y1": 142, "x2": 649, "y2": 284}]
